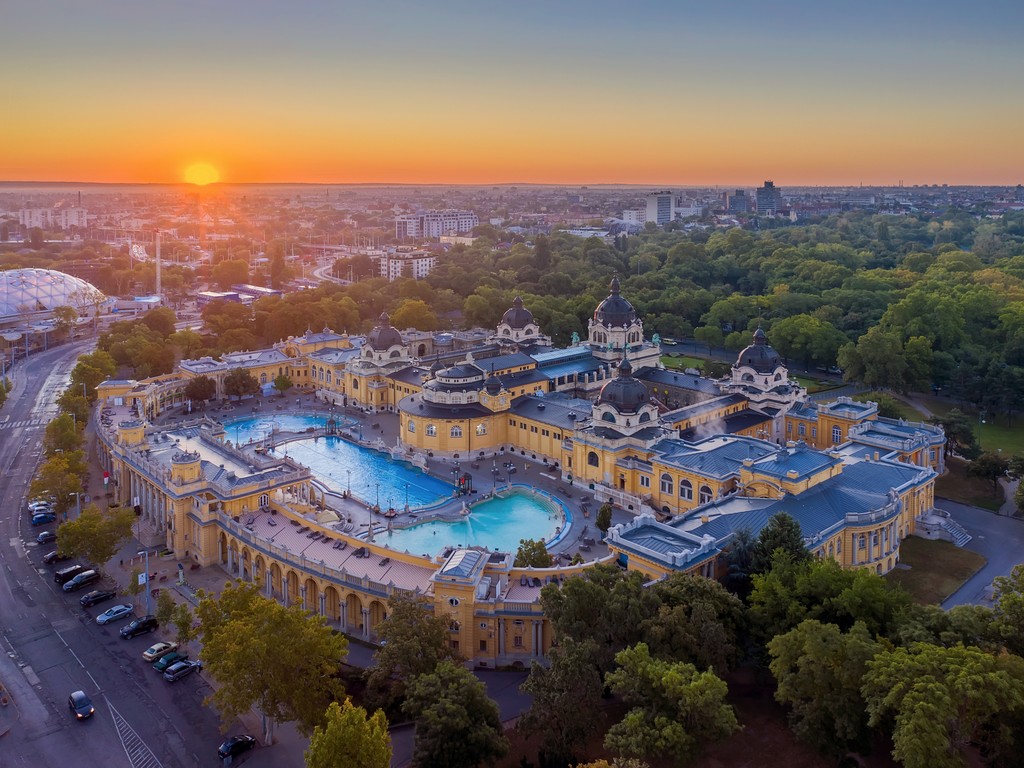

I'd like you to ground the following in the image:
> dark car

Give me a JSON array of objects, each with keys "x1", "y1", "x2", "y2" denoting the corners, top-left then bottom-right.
[
  {"x1": 68, "y1": 690, "x2": 94, "y2": 720},
  {"x1": 36, "y1": 530, "x2": 57, "y2": 545},
  {"x1": 152, "y1": 650, "x2": 189, "y2": 672},
  {"x1": 163, "y1": 659, "x2": 202, "y2": 682},
  {"x1": 31, "y1": 512, "x2": 57, "y2": 526},
  {"x1": 120, "y1": 615, "x2": 158, "y2": 639},
  {"x1": 79, "y1": 589, "x2": 116, "y2": 608},
  {"x1": 54, "y1": 564, "x2": 84, "y2": 584},
  {"x1": 218, "y1": 734, "x2": 257, "y2": 759},
  {"x1": 62, "y1": 569, "x2": 100, "y2": 592},
  {"x1": 42, "y1": 550, "x2": 71, "y2": 565}
]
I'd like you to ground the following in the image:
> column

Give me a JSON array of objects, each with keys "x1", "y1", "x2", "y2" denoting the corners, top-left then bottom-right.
[
  {"x1": 497, "y1": 618, "x2": 505, "y2": 657},
  {"x1": 300, "y1": 585, "x2": 307, "y2": 612},
  {"x1": 340, "y1": 599, "x2": 348, "y2": 631},
  {"x1": 361, "y1": 608, "x2": 370, "y2": 639},
  {"x1": 227, "y1": 547, "x2": 234, "y2": 573},
  {"x1": 850, "y1": 535, "x2": 857, "y2": 566},
  {"x1": 318, "y1": 592, "x2": 326, "y2": 618},
  {"x1": 265, "y1": 568, "x2": 272, "y2": 598},
  {"x1": 282, "y1": 575, "x2": 289, "y2": 607}
]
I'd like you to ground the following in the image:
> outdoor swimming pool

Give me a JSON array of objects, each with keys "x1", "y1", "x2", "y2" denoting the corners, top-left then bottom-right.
[
  {"x1": 272, "y1": 435, "x2": 453, "y2": 509},
  {"x1": 380, "y1": 491, "x2": 568, "y2": 556},
  {"x1": 226, "y1": 414, "x2": 337, "y2": 445}
]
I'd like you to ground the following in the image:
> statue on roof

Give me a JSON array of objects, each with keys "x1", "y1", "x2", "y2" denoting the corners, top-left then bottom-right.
[
  {"x1": 571, "y1": 331, "x2": 580, "y2": 345},
  {"x1": 652, "y1": 333, "x2": 661, "y2": 346}
]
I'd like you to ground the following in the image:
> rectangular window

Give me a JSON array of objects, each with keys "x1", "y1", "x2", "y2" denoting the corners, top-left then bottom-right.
[
  {"x1": 798, "y1": 423, "x2": 806, "y2": 437},
  {"x1": 787, "y1": 422, "x2": 792, "y2": 433},
  {"x1": 832, "y1": 426, "x2": 842, "y2": 444},
  {"x1": 513, "y1": 636, "x2": 523, "y2": 648},
  {"x1": 640, "y1": 475, "x2": 650, "y2": 488},
  {"x1": 479, "y1": 640, "x2": 487, "y2": 652},
  {"x1": 811, "y1": 427, "x2": 817, "y2": 439}
]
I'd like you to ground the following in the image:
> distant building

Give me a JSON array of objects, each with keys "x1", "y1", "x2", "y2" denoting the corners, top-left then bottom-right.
[
  {"x1": 756, "y1": 181, "x2": 783, "y2": 215},
  {"x1": 18, "y1": 207, "x2": 88, "y2": 230},
  {"x1": 622, "y1": 209, "x2": 646, "y2": 224},
  {"x1": 645, "y1": 192, "x2": 675, "y2": 226},
  {"x1": 230, "y1": 284, "x2": 284, "y2": 301},
  {"x1": 395, "y1": 210, "x2": 479, "y2": 239},
  {"x1": 379, "y1": 248, "x2": 437, "y2": 281},
  {"x1": 727, "y1": 190, "x2": 750, "y2": 214}
]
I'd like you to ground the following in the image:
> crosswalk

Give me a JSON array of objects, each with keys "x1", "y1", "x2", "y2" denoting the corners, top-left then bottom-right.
[
  {"x1": 107, "y1": 698, "x2": 165, "y2": 768},
  {"x1": 0, "y1": 418, "x2": 45, "y2": 430}
]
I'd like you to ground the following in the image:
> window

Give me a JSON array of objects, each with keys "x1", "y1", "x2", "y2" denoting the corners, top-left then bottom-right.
[
  {"x1": 480, "y1": 640, "x2": 487, "y2": 651},
  {"x1": 699, "y1": 485, "x2": 712, "y2": 504},
  {"x1": 787, "y1": 422, "x2": 792, "y2": 434},
  {"x1": 660, "y1": 473, "x2": 673, "y2": 494},
  {"x1": 798, "y1": 423, "x2": 806, "y2": 437},
  {"x1": 259, "y1": 373, "x2": 267, "y2": 384},
  {"x1": 588, "y1": 451, "x2": 599, "y2": 467},
  {"x1": 640, "y1": 475, "x2": 650, "y2": 488},
  {"x1": 832, "y1": 426, "x2": 842, "y2": 444},
  {"x1": 513, "y1": 636, "x2": 523, "y2": 648},
  {"x1": 450, "y1": 426, "x2": 463, "y2": 438},
  {"x1": 476, "y1": 424, "x2": 487, "y2": 436},
  {"x1": 407, "y1": 420, "x2": 415, "y2": 433},
  {"x1": 929, "y1": 449, "x2": 936, "y2": 461},
  {"x1": 679, "y1": 479, "x2": 693, "y2": 500},
  {"x1": 858, "y1": 534, "x2": 866, "y2": 550},
  {"x1": 811, "y1": 427, "x2": 817, "y2": 439},
  {"x1": 426, "y1": 424, "x2": 437, "y2": 437}
]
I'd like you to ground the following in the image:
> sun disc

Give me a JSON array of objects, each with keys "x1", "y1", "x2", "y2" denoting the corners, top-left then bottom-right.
[{"x1": 184, "y1": 163, "x2": 220, "y2": 186}]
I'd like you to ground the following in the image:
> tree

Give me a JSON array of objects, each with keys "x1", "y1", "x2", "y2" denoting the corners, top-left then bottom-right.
[
  {"x1": 170, "y1": 328, "x2": 206, "y2": 359},
  {"x1": 992, "y1": 563, "x2": 1024, "y2": 656},
  {"x1": 305, "y1": 698, "x2": 391, "y2": 768},
  {"x1": 171, "y1": 602, "x2": 197, "y2": 649},
  {"x1": 184, "y1": 375, "x2": 216, "y2": 405},
  {"x1": 596, "y1": 503, "x2": 613, "y2": 536},
  {"x1": 56, "y1": 505, "x2": 136, "y2": 571},
  {"x1": 272, "y1": 373, "x2": 293, "y2": 398},
  {"x1": 196, "y1": 580, "x2": 348, "y2": 742},
  {"x1": 211, "y1": 258, "x2": 249, "y2": 290},
  {"x1": 518, "y1": 639, "x2": 604, "y2": 767},
  {"x1": 269, "y1": 244, "x2": 293, "y2": 290},
  {"x1": 391, "y1": 299, "x2": 438, "y2": 331},
  {"x1": 43, "y1": 413, "x2": 82, "y2": 456},
  {"x1": 862, "y1": 643, "x2": 1024, "y2": 768},
  {"x1": 154, "y1": 588, "x2": 177, "y2": 627},
  {"x1": 223, "y1": 368, "x2": 260, "y2": 401},
  {"x1": 515, "y1": 538, "x2": 552, "y2": 568},
  {"x1": 402, "y1": 660, "x2": 508, "y2": 768},
  {"x1": 52, "y1": 305, "x2": 79, "y2": 340},
  {"x1": 929, "y1": 408, "x2": 980, "y2": 459},
  {"x1": 768, "y1": 620, "x2": 879, "y2": 756},
  {"x1": 603, "y1": 643, "x2": 739, "y2": 765},
  {"x1": 723, "y1": 527, "x2": 756, "y2": 598},
  {"x1": 967, "y1": 451, "x2": 1009, "y2": 494},
  {"x1": 838, "y1": 327, "x2": 908, "y2": 391},
  {"x1": 367, "y1": 595, "x2": 461, "y2": 706},
  {"x1": 750, "y1": 512, "x2": 810, "y2": 574},
  {"x1": 124, "y1": 567, "x2": 146, "y2": 610},
  {"x1": 140, "y1": 306, "x2": 177, "y2": 338},
  {"x1": 693, "y1": 325, "x2": 723, "y2": 353},
  {"x1": 56, "y1": 390, "x2": 88, "y2": 427},
  {"x1": 30, "y1": 451, "x2": 88, "y2": 519}
]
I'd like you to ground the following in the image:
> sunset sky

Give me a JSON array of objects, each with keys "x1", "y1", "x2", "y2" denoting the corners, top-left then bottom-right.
[{"x1": 5, "y1": 0, "x2": 1023, "y2": 186}]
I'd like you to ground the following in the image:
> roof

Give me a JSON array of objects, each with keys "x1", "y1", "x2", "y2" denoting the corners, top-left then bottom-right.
[
  {"x1": 650, "y1": 435, "x2": 777, "y2": 479},
  {"x1": 636, "y1": 368, "x2": 723, "y2": 395},
  {"x1": 511, "y1": 395, "x2": 591, "y2": 430},
  {"x1": 749, "y1": 442, "x2": 842, "y2": 481}
]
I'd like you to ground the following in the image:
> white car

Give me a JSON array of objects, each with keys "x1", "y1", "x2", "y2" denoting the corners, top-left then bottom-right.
[
  {"x1": 96, "y1": 604, "x2": 134, "y2": 625},
  {"x1": 142, "y1": 641, "x2": 179, "y2": 662}
]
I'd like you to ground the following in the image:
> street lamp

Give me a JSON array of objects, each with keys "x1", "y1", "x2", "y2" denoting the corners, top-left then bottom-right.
[
  {"x1": 347, "y1": 469, "x2": 352, "y2": 496},
  {"x1": 138, "y1": 549, "x2": 152, "y2": 616},
  {"x1": 375, "y1": 482, "x2": 380, "y2": 510},
  {"x1": 404, "y1": 482, "x2": 409, "y2": 512}
]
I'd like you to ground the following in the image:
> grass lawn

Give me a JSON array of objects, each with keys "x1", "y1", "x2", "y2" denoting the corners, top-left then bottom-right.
[
  {"x1": 935, "y1": 456, "x2": 1004, "y2": 511},
  {"x1": 852, "y1": 391, "x2": 928, "y2": 421},
  {"x1": 791, "y1": 375, "x2": 843, "y2": 394},
  {"x1": 661, "y1": 354, "x2": 705, "y2": 371},
  {"x1": 885, "y1": 536, "x2": 987, "y2": 604}
]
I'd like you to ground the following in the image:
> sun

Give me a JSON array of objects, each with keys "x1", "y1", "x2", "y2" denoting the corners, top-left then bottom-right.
[{"x1": 184, "y1": 162, "x2": 220, "y2": 186}]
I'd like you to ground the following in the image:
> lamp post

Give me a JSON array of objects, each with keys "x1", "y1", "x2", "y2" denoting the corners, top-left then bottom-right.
[
  {"x1": 375, "y1": 482, "x2": 380, "y2": 510},
  {"x1": 492, "y1": 459, "x2": 497, "y2": 492},
  {"x1": 404, "y1": 482, "x2": 409, "y2": 512},
  {"x1": 347, "y1": 469, "x2": 352, "y2": 496},
  {"x1": 138, "y1": 549, "x2": 152, "y2": 615},
  {"x1": 68, "y1": 491, "x2": 82, "y2": 522}
]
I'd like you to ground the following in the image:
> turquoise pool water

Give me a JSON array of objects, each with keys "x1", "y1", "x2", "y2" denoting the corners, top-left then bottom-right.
[
  {"x1": 380, "y1": 492, "x2": 568, "y2": 557},
  {"x1": 226, "y1": 414, "x2": 344, "y2": 445},
  {"x1": 272, "y1": 435, "x2": 452, "y2": 508}
]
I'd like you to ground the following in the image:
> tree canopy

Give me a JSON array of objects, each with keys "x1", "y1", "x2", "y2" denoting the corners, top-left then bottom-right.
[{"x1": 305, "y1": 699, "x2": 391, "y2": 768}]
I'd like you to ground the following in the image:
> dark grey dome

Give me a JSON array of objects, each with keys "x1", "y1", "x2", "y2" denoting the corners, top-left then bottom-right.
[
  {"x1": 593, "y1": 275, "x2": 637, "y2": 327},
  {"x1": 598, "y1": 357, "x2": 649, "y2": 414},
  {"x1": 429, "y1": 357, "x2": 445, "y2": 375},
  {"x1": 367, "y1": 312, "x2": 403, "y2": 350},
  {"x1": 736, "y1": 327, "x2": 781, "y2": 373},
  {"x1": 500, "y1": 296, "x2": 534, "y2": 329},
  {"x1": 484, "y1": 372, "x2": 502, "y2": 395}
]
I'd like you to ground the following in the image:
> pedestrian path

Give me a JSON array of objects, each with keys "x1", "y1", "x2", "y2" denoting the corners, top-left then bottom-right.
[{"x1": 0, "y1": 417, "x2": 46, "y2": 430}]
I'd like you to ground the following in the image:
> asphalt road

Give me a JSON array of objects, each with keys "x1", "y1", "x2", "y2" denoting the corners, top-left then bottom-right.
[
  {"x1": 940, "y1": 498, "x2": 1024, "y2": 608},
  {"x1": 0, "y1": 343, "x2": 246, "y2": 768}
]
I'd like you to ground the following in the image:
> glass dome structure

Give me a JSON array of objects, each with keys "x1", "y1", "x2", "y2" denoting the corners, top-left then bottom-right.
[{"x1": 0, "y1": 268, "x2": 106, "y2": 320}]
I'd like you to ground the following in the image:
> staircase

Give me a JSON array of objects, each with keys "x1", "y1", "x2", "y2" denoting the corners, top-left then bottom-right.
[{"x1": 940, "y1": 517, "x2": 972, "y2": 547}]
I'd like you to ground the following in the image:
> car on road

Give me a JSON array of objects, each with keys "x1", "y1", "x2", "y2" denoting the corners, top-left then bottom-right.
[
  {"x1": 31, "y1": 512, "x2": 57, "y2": 526},
  {"x1": 54, "y1": 564, "x2": 85, "y2": 584},
  {"x1": 96, "y1": 604, "x2": 134, "y2": 625},
  {"x1": 163, "y1": 659, "x2": 202, "y2": 683},
  {"x1": 36, "y1": 530, "x2": 57, "y2": 544},
  {"x1": 142, "y1": 641, "x2": 178, "y2": 662},
  {"x1": 68, "y1": 690, "x2": 95, "y2": 720},
  {"x1": 80, "y1": 589, "x2": 117, "y2": 608},
  {"x1": 42, "y1": 550, "x2": 71, "y2": 565},
  {"x1": 218, "y1": 734, "x2": 257, "y2": 759},
  {"x1": 62, "y1": 569, "x2": 100, "y2": 592},
  {"x1": 153, "y1": 650, "x2": 189, "y2": 672},
  {"x1": 120, "y1": 615, "x2": 158, "y2": 639}
]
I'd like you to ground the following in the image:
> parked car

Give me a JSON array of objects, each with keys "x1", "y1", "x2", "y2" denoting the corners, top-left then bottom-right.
[
  {"x1": 96, "y1": 604, "x2": 134, "y2": 625},
  {"x1": 163, "y1": 659, "x2": 202, "y2": 682},
  {"x1": 29, "y1": 500, "x2": 53, "y2": 512},
  {"x1": 68, "y1": 690, "x2": 94, "y2": 720},
  {"x1": 80, "y1": 589, "x2": 116, "y2": 608},
  {"x1": 217, "y1": 734, "x2": 257, "y2": 759},
  {"x1": 152, "y1": 650, "x2": 189, "y2": 672},
  {"x1": 54, "y1": 564, "x2": 85, "y2": 584},
  {"x1": 42, "y1": 550, "x2": 71, "y2": 565},
  {"x1": 142, "y1": 641, "x2": 178, "y2": 662},
  {"x1": 62, "y1": 569, "x2": 100, "y2": 592},
  {"x1": 31, "y1": 512, "x2": 57, "y2": 526},
  {"x1": 36, "y1": 530, "x2": 57, "y2": 545},
  {"x1": 120, "y1": 615, "x2": 158, "y2": 639}
]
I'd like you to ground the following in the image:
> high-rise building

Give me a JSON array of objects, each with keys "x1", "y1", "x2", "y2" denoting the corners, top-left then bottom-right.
[
  {"x1": 755, "y1": 181, "x2": 783, "y2": 215},
  {"x1": 395, "y1": 210, "x2": 479, "y2": 239},
  {"x1": 18, "y1": 207, "x2": 88, "y2": 230},
  {"x1": 645, "y1": 191, "x2": 674, "y2": 226},
  {"x1": 727, "y1": 190, "x2": 750, "y2": 214}
]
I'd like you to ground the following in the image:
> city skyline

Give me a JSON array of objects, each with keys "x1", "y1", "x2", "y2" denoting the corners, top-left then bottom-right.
[{"x1": 5, "y1": 0, "x2": 1023, "y2": 186}]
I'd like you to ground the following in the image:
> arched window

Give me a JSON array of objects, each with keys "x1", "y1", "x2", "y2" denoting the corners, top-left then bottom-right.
[
  {"x1": 602, "y1": 412, "x2": 615, "y2": 422},
  {"x1": 679, "y1": 479, "x2": 693, "y2": 500},
  {"x1": 259, "y1": 373, "x2": 267, "y2": 384},
  {"x1": 407, "y1": 420, "x2": 415, "y2": 433},
  {"x1": 742, "y1": 373, "x2": 754, "y2": 382},
  {"x1": 639, "y1": 412, "x2": 651, "y2": 423},
  {"x1": 326, "y1": 370, "x2": 332, "y2": 384},
  {"x1": 699, "y1": 485, "x2": 713, "y2": 504},
  {"x1": 774, "y1": 373, "x2": 782, "y2": 381},
  {"x1": 503, "y1": 328, "x2": 511, "y2": 336},
  {"x1": 660, "y1": 473, "x2": 673, "y2": 494},
  {"x1": 426, "y1": 424, "x2": 437, "y2": 437},
  {"x1": 858, "y1": 534, "x2": 866, "y2": 549},
  {"x1": 450, "y1": 426, "x2": 463, "y2": 438},
  {"x1": 353, "y1": 379, "x2": 359, "y2": 389},
  {"x1": 587, "y1": 451, "x2": 599, "y2": 467},
  {"x1": 390, "y1": 350, "x2": 401, "y2": 358},
  {"x1": 476, "y1": 423, "x2": 487, "y2": 436}
]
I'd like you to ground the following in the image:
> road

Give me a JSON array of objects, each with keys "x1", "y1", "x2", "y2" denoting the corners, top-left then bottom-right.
[
  {"x1": 940, "y1": 498, "x2": 1024, "y2": 608},
  {"x1": 0, "y1": 343, "x2": 245, "y2": 768}
]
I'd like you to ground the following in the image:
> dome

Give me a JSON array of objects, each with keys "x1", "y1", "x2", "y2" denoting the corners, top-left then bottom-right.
[
  {"x1": 366, "y1": 312, "x2": 403, "y2": 350},
  {"x1": 0, "y1": 268, "x2": 106, "y2": 320},
  {"x1": 593, "y1": 275, "x2": 637, "y2": 327},
  {"x1": 500, "y1": 296, "x2": 534, "y2": 329},
  {"x1": 597, "y1": 357, "x2": 649, "y2": 414},
  {"x1": 429, "y1": 357, "x2": 445, "y2": 375},
  {"x1": 484, "y1": 371, "x2": 502, "y2": 395},
  {"x1": 736, "y1": 326, "x2": 781, "y2": 373}
]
